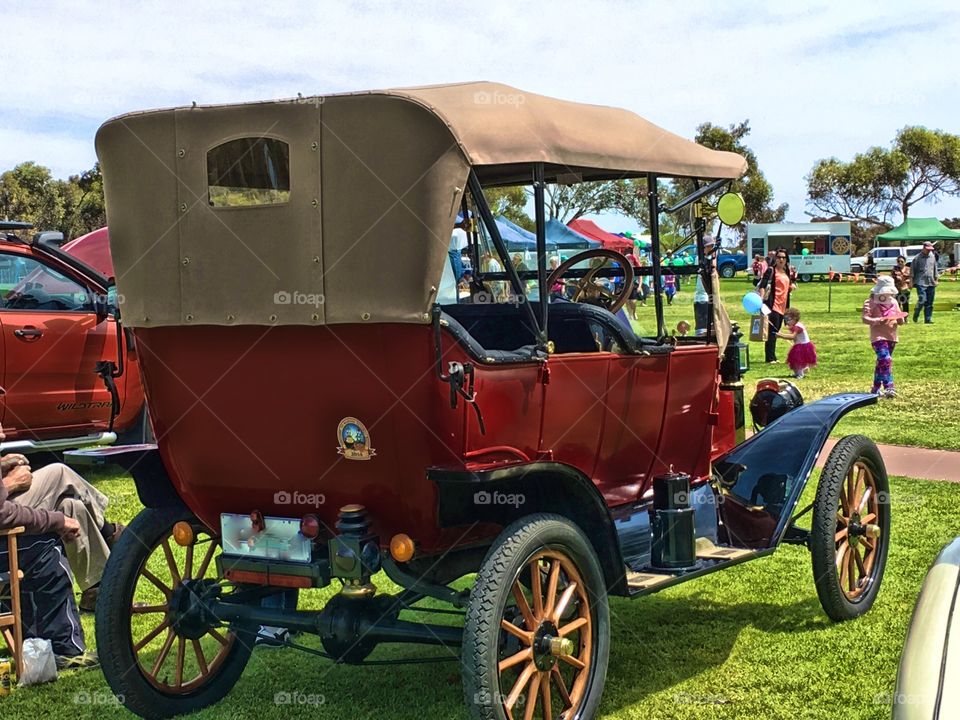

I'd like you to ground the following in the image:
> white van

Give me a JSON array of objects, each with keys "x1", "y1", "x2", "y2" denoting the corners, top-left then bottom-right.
[{"x1": 851, "y1": 245, "x2": 924, "y2": 273}]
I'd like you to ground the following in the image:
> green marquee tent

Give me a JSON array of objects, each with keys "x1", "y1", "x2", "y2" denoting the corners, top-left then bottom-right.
[{"x1": 875, "y1": 217, "x2": 960, "y2": 246}]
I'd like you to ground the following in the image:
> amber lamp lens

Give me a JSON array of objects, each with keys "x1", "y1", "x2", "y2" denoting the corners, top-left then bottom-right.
[
  {"x1": 172, "y1": 521, "x2": 195, "y2": 547},
  {"x1": 390, "y1": 533, "x2": 415, "y2": 563},
  {"x1": 300, "y1": 515, "x2": 320, "y2": 539}
]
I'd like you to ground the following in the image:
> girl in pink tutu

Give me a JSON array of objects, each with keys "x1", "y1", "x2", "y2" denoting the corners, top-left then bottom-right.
[{"x1": 776, "y1": 307, "x2": 817, "y2": 378}]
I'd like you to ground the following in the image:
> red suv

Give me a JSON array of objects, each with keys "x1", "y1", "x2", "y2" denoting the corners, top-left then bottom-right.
[{"x1": 0, "y1": 221, "x2": 146, "y2": 453}]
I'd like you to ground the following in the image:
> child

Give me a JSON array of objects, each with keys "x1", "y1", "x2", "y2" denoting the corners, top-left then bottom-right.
[
  {"x1": 662, "y1": 271, "x2": 678, "y2": 305},
  {"x1": 862, "y1": 275, "x2": 906, "y2": 398},
  {"x1": 776, "y1": 307, "x2": 817, "y2": 378}
]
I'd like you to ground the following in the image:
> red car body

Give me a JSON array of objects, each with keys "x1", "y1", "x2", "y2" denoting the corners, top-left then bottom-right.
[
  {"x1": 0, "y1": 226, "x2": 144, "y2": 451},
  {"x1": 134, "y1": 321, "x2": 721, "y2": 555}
]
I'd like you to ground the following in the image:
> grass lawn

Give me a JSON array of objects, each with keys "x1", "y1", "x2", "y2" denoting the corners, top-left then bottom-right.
[
  {"x1": 5, "y1": 470, "x2": 960, "y2": 719},
  {"x1": 644, "y1": 275, "x2": 960, "y2": 450}
]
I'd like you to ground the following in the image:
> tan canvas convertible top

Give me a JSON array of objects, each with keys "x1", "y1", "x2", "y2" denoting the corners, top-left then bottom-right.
[{"x1": 96, "y1": 81, "x2": 747, "y2": 328}]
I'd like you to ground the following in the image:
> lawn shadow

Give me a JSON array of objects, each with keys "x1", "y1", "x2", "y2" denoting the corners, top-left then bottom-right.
[
  {"x1": 199, "y1": 592, "x2": 829, "y2": 720},
  {"x1": 601, "y1": 592, "x2": 827, "y2": 712}
]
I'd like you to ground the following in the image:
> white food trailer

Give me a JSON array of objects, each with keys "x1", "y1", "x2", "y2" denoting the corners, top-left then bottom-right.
[{"x1": 746, "y1": 221, "x2": 852, "y2": 281}]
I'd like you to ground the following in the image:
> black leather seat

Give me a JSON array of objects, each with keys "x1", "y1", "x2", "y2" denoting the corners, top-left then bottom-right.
[{"x1": 441, "y1": 299, "x2": 663, "y2": 360}]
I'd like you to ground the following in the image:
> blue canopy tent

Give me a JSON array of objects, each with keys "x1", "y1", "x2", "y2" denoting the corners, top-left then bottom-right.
[
  {"x1": 495, "y1": 216, "x2": 557, "y2": 253},
  {"x1": 545, "y1": 218, "x2": 601, "y2": 252}
]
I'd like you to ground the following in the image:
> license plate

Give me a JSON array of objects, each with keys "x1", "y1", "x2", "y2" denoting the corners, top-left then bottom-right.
[{"x1": 220, "y1": 513, "x2": 312, "y2": 563}]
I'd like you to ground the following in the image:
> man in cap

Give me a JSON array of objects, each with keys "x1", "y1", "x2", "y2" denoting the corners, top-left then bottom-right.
[{"x1": 910, "y1": 241, "x2": 939, "y2": 323}]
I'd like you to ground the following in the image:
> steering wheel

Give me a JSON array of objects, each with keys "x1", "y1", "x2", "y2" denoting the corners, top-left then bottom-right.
[{"x1": 546, "y1": 248, "x2": 635, "y2": 314}]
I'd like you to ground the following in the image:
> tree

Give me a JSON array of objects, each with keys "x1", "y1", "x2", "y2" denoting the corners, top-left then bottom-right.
[
  {"x1": 0, "y1": 161, "x2": 106, "y2": 239},
  {"x1": 806, "y1": 126, "x2": 960, "y2": 226},
  {"x1": 543, "y1": 181, "x2": 625, "y2": 223},
  {"x1": 484, "y1": 185, "x2": 534, "y2": 231},
  {"x1": 0, "y1": 162, "x2": 68, "y2": 232},
  {"x1": 64, "y1": 163, "x2": 106, "y2": 238},
  {"x1": 690, "y1": 120, "x2": 787, "y2": 228}
]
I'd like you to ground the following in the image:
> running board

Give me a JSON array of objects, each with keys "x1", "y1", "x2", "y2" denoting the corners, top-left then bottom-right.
[
  {"x1": 1, "y1": 431, "x2": 116, "y2": 454},
  {"x1": 626, "y1": 544, "x2": 773, "y2": 597}
]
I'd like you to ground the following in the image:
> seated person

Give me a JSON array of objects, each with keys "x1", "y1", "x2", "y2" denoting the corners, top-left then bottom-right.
[
  {"x1": 2, "y1": 450, "x2": 124, "y2": 613},
  {"x1": 0, "y1": 467, "x2": 98, "y2": 670}
]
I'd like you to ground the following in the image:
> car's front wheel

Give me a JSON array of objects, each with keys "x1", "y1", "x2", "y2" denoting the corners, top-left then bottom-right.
[
  {"x1": 810, "y1": 435, "x2": 890, "y2": 621},
  {"x1": 462, "y1": 514, "x2": 610, "y2": 720}
]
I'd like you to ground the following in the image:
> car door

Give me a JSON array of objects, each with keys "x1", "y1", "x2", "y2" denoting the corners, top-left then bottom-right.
[{"x1": 0, "y1": 251, "x2": 117, "y2": 437}]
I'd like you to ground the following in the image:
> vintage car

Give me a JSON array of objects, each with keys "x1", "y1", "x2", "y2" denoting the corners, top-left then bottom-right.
[
  {"x1": 0, "y1": 221, "x2": 146, "y2": 453},
  {"x1": 92, "y1": 82, "x2": 890, "y2": 720}
]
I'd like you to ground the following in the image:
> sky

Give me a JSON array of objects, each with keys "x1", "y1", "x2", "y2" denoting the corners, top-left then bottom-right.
[{"x1": 2, "y1": 0, "x2": 959, "y2": 229}]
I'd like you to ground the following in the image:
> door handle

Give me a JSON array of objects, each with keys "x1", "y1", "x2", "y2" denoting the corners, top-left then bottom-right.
[{"x1": 14, "y1": 327, "x2": 43, "y2": 340}]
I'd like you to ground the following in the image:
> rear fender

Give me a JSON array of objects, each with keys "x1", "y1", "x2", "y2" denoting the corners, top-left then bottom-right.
[
  {"x1": 713, "y1": 393, "x2": 878, "y2": 549},
  {"x1": 430, "y1": 463, "x2": 627, "y2": 594}
]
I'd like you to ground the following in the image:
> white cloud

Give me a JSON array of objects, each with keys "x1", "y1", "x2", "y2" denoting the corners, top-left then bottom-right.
[{"x1": 2, "y1": 0, "x2": 959, "y2": 219}]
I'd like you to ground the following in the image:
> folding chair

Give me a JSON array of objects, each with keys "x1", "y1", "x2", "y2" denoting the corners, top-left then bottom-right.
[{"x1": 0, "y1": 526, "x2": 24, "y2": 680}]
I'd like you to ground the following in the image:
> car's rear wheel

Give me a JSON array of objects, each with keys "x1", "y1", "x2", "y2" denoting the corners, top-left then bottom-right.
[
  {"x1": 462, "y1": 514, "x2": 610, "y2": 720},
  {"x1": 810, "y1": 435, "x2": 890, "y2": 621},
  {"x1": 851, "y1": 264, "x2": 864, "y2": 274},
  {"x1": 97, "y1": 506, "x2": 256, "y2": 718},
  {"x1": 799, "y1": 273, "x2": 813, "y2": 283},
  {"x1": 719, "y1": 263, "x2": 736, "y2": 278}
]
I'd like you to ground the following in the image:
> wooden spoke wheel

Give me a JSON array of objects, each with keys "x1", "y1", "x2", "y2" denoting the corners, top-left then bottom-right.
[
  {"x1": 463, "y1": 514, "x2": 609, "y2": 720},
  {"x1": 833, "y1": 461, "x2": 881, "y2": 601},
  {"x1": 546, "y1": 249, "x2": 634, "y2": 315},
  {"x1": 96, "y1": 506, "x2": 256, "y2": 719},
  {"x1": 811, "y1": 435, "x2": 890, "y2": 622}
]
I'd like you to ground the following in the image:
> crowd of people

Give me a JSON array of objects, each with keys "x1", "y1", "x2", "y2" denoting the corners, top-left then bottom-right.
[{"x1": 751, "y1": 240, "x2": 951, "y2": 395}]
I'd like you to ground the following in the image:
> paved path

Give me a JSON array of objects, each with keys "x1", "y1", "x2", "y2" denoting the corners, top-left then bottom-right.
[{"x1": 816, "y1": 438, "x2": 960, "y2": 482}]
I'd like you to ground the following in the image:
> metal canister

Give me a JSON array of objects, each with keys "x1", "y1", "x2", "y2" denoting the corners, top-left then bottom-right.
[{"x1": 0, "y1": 657, "x2": 11, "y2": 696}]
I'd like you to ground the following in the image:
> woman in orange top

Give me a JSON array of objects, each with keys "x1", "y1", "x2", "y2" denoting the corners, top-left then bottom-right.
[{"x1": 757, "y1": 248, "x2": 795, "y2": 363}]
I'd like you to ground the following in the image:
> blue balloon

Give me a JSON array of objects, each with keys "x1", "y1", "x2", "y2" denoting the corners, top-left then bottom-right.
[{"x1": 742, "y1": 292, "x2": 764, "y2": 314}]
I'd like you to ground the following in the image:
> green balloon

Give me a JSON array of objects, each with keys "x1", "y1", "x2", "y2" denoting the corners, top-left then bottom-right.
[
  {"x1": 801, "y1": 248, "x2": 810, "y2": 256},
  {"x1": 685, "y1": 256, "x2": 695, "y2": 265}
]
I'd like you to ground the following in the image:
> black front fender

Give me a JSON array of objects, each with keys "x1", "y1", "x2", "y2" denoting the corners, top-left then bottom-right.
[
  {"x1": 429, "y1": 462, "x2": 627, "y2": 594},
  {"x1": 713, "y1": 393, "x2": 878, "y2": 548}
]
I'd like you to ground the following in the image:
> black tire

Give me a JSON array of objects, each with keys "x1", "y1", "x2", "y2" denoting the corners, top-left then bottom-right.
[
  {"x1": 851, "y1": 264, "x2": 863, "y2": 274},
  {"x1": 799, "y1": 273, "x2": 813, "y2": 283},
  {"x1": 97, "y1": 506, "x2": 256, "y2": 719},
  {"x1": 116, "y1": 405, "x2": 156, "y2": 445},
  {"x1": 810, "y1": 435, "x2": 890, "y2": 622},
  {"x1": 462, "y1": 514, "x2": 610, "y2": 720},
  {"x1": 719, "y1": 263, "x2": 736, "y2": 278}
]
